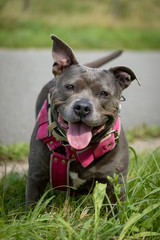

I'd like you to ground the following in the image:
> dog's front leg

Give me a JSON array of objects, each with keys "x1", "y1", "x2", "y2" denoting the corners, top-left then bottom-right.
[{"x1": 26, "y1": 122, "x2": 51, "y2": 206}]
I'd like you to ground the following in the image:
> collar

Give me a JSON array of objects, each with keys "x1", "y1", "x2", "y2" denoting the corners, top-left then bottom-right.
[{"x1": 37, "y1": 97, "x2": 121, "y2": 168}]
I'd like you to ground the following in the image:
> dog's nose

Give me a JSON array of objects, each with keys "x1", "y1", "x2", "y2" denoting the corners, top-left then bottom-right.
[{"x1": 73, "y1": 100, "x2": 92, "y2": 117}]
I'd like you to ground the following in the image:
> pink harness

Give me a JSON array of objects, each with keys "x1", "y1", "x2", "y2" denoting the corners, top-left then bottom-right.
[{"x1": 37, "y1": 100, "x2": 120, "y2": 190}]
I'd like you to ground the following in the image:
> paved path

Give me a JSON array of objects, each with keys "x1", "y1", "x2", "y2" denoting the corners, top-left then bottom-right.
[{"x1": 0, "y1": 49, "x2": 160, "y2": 144}]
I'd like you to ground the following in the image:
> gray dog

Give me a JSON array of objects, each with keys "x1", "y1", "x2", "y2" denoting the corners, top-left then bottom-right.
[{"x1": 26, "y1": 35, "x2": 139, "y2": 211}]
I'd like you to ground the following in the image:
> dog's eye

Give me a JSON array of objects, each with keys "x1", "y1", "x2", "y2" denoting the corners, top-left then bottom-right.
[
  {"x1": 65, "y1": 85, "x2": 75, "y2": 91},
  {"x1": 100, "y1": 91, "x2": 109, "y2": 98}
]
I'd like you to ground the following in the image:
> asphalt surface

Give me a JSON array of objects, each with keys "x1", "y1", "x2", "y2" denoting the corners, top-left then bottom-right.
[{"x1": 0, "y1": 49, "x2": 160, "y2": 144}]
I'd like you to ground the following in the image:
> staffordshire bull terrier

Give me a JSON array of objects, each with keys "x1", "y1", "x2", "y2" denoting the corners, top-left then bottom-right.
[{"x1": 26, "y1": 35, "x2": 140, "y2": 212}]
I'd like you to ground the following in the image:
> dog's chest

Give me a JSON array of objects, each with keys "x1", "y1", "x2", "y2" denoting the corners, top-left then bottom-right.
[{"x1": 69, "y1": 171, "x2": 86, "y2": 188}]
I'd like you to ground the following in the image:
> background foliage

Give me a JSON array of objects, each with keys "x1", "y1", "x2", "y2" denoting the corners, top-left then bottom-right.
[{"x1": 0, "y1": 0, "x2": 160, "y2": 49}]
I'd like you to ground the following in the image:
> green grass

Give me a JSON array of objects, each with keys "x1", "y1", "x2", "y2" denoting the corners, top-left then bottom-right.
[
  {"x1": 0, "y1": 0, "x2": 160, "y2": 49},
  {"x1": 0, "y1": 142, "x2": 29, "y2": 162},
  {"x1": 0, "y1": 145, "x2": 160, "y2": 239},
  {"x1": 126, "y1": 124, "x2": 160, "y2": 143},
  {"x1": 0, "y1": 23, "x2": 160, "y2": 49},
  {"x1": 0, "y1": 125, "x2": 159, "y2": 239}
]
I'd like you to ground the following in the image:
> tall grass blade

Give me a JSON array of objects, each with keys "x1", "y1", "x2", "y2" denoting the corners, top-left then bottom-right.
[
  {"x1": 79, "y1": 218, "x2": 93, "y2": 239},
  {"x1": 143, "y1": 187, "x2": 160, "y2": 199},
  {"x1": 57, "y1": 216, "x2": 79, "y2": 240},
  {"x1": 130, "y1": 231, "x2": 160, "y2": 238},
  {"x1": 129, "y1": 146, "x2": 138, "y2": 163},
  {"x1": 29, "y1": 190, "x2": 54, "y2": 222},
  {"x1": 118, "y1": 202, "x2": 160, "y2": 240},
  {"x1": 93, "y1": 182, "x2": 107, "y2": 233},
  {"x1": 151, "y1": 149, "x2": 160, "y2": 172}
]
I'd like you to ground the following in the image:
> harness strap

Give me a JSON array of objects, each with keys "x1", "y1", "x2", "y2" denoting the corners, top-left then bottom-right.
[
  {"x1": 75, "y1": 117, "x2": 120, "y2": 167},
  {"x1": 37, "y1": 99, "x2": 120, "y2": 190}
]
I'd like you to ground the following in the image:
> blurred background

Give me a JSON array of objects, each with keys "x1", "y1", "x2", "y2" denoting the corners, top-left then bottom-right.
[
  {"x1": 0, "y1": 0, "x2": 160, "y2": 145},
  {"x1": 0, "y1": 0, "x2": 160, "y2": 49}
]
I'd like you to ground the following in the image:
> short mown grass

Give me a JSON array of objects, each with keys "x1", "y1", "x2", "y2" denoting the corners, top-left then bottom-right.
[
  {"x1": 0, "y1": 124, "x2": 160, "y2": 239},
  {"x1": 0, "y1": 0, "x2": 160, "y2": 49}
]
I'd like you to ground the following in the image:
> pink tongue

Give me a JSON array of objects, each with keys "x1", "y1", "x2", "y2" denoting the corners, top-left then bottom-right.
[{"x1": 67, "y1": 122, "x2": 92, "y2": 150}]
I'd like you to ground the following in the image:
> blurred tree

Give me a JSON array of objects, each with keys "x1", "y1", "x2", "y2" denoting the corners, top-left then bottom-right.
[
  {"x1": 0, "y1": 0, "x2": 8, "y2": 11},
  {"x1": 23, "y1": 0, "x2": 30, "y2": 11}
]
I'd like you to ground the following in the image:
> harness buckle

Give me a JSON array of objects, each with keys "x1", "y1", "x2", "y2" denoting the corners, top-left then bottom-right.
[
  {"x1": 114, "y1": 130, "x2": 119, "y2": 143},
  {"x1": 107, "y1": 129, "x2": 119, "y2": 143},
  {"x1": 61, "y1": 141, "x2": 69, "y2": 147}
]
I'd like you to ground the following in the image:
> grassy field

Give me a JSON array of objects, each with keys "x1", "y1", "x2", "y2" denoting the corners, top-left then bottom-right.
[
  {"x1": 0, "y1": 148, "x2": 160, "y2": 239},
  {"x1": 0, "y1": 0, "x2": 160, "y2": 49},
  {"x1": 0, "y1": 126, "x2": 160, "y2": 239}
]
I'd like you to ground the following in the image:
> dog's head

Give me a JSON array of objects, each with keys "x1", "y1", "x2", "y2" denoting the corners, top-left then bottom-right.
[{"x1": 50, "y1": 35, "x2": 139, "y2": 150}]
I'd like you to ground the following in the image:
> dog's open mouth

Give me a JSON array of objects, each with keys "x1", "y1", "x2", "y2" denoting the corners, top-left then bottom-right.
[{"x1": 58, "y1": 114, "x2": 105, "y2": 150}]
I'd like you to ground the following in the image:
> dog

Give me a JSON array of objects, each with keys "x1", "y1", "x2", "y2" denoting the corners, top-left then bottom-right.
[{"x1": 26, "y1": 35, "x2": 140, "y2": 211}]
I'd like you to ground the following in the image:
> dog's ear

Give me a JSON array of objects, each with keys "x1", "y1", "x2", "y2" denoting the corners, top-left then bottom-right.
[
  {"x1": 110, "y1": 66, "x2": 141, "y2": 90},
  {"x1": 51, "y1": 34, "x2": 78, "y2": 76}
]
